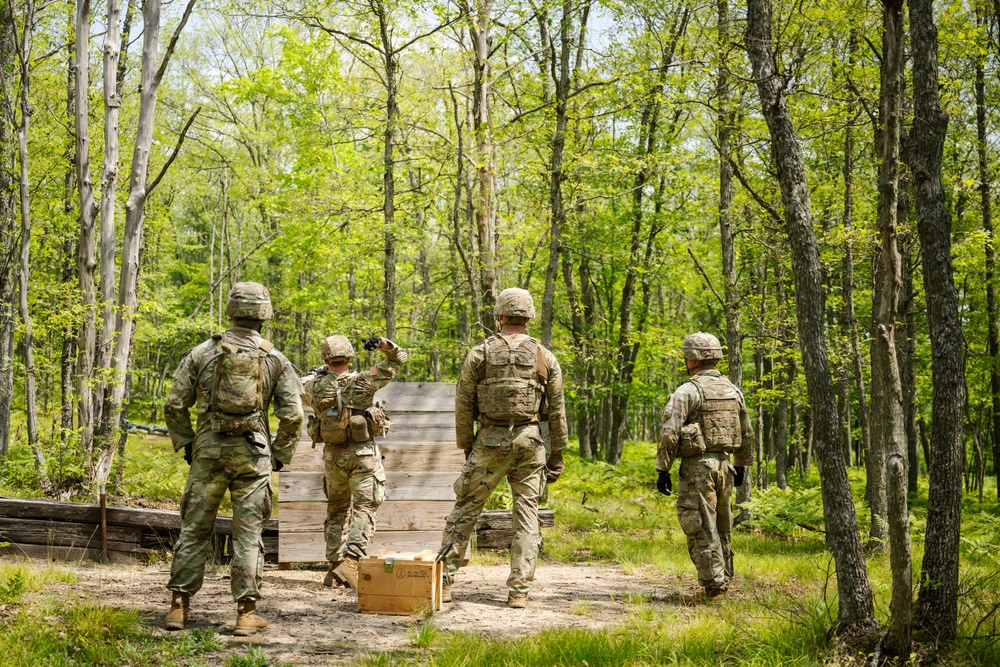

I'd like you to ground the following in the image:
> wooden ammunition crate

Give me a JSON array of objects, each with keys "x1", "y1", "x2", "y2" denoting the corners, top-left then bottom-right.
[{"x1": 357, "y1": 551, "x2": 443, "y2": 615}]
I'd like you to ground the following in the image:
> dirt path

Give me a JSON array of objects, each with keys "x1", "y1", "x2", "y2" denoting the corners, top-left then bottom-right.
[{"x1": 66, "y1": 560, "x2": 675, "y2": 665}]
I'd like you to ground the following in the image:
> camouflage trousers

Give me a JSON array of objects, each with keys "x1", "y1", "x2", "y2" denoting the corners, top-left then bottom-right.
[
  {"x1": 676, "y1": 452, "x2": 734, "y2": 592},
  {"x1": 323, "y1": 442, "x2": 386, "y2": 562},
  {"x1": 439, "y1": 425, "x2": 546, "y2": 595},
  {"x1": 168, "y1": 444, "x2": 272, "y2": 602}
]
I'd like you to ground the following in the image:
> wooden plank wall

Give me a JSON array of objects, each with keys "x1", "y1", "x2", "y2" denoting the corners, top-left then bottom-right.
[{"x1": 278, "y1": 382, "x2": 462, "y2": 563}]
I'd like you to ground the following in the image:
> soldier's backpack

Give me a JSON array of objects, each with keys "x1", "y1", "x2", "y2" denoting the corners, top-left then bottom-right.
[
  {"x1": 475, "y1": 335, "x2": 550, "y2": 425},
  {"x1": 209, "y1": 334, "x2": 273, "y2": 434},
  {"x1": 312, "y1": 373, "x2": 351, "y2": 445}
]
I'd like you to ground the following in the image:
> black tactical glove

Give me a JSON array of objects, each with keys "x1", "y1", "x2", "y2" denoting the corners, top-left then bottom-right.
[
  {"x1": 545, "y1": 451, "x2": 564, "y2": 484},
  {"x1": 183, "y1": 443, "x2": 193, "y2": 465},
  {"x1": 363, "y1": 335, "x2": 383, "y2": 351},
  {"x1": 436, "y1": 542, "x2": 452, "y2": 562},
  {"x1": 272, "y1": 458, "x2": 284, "y2": 472},
  {"x1": 656, "y1": 470, "x2": 672, "y2": 496},
  {"x1": 311, "y1": 365, "x2": 329, "y2": 376},
  {"x1": 734, "y1": 466, "x2": 745, "y2": 488}
]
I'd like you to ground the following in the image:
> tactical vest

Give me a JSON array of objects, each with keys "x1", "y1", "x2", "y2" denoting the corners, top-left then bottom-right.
[
  {"x1": 475, "y1": 335, "x2": 549, "y2": 426},
  {"x1": 310, "y1": 372, "x2": 390, "y2": 445},
  {"x1": 686, "y1": 373, "x2": 741, "y2": 453},
  {"x1": 207, "y1": 333, "x2": 273, "y2": 435}
]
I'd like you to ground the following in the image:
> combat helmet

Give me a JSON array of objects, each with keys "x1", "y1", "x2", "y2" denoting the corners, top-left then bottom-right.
[
  {"x1": 682, "y1": 332, "x2": 723, "y2": 361},
  {"x1": 322, "y1": 335, "x2": 355, "y2": 362},
  {"x1": 226, "y1": 282, "x2": 273, "y2": 321},
  {"x1": 494, "y1": 288, "x2": 536, "y2": 320}
]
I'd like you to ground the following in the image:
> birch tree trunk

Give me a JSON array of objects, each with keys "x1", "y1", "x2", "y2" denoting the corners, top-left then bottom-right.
[
  {"x1": 744, "y1": 0, "x2": 877, "y2": 633},
  {"x1": 909, "y1": 0, "x2": 967, "y2": 641},
  {"x1": 376, "y1": 0, "x2": 398, "y2": 340},
  {"x1": 95, "y1": 0, "x2": 124, "y2": 417},
  {"x1": 61, "y1": 7, "x2": 77, "y2": 437},
  {"x1": 76, "y1": 0, "x2": 99, "y2": 461}
]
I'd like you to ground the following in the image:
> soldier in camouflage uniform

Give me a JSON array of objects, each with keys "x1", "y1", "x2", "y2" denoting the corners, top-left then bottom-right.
[
  {"x1": 437, "y1": 288, "x2": 568, "y2": 609},
  {"x1": 656, "y1": 332, "x2": 754, "y2": 602},
  {"x1": 301, "y1": 334, "x2": 407, "y2": 589},
  {"x1": 163, "y1": 282, "x2": 303, "y2": 635}
]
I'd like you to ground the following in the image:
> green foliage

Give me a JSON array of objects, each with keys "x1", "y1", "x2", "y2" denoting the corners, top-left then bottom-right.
[
  {"x1": 224, "y1": 646, "x2": 270, "y2": 667},
  {"x1": 0, "y1": 568, "x2": 27, "y2": 604},
  {"x1": 740, "y1": 485, "x2": 829, "y2": 537}
]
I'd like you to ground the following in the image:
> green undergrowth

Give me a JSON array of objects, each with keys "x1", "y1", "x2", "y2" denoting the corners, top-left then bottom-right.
[{"x1": 0, "y1": 563, "x2": 223, "y2": 666}]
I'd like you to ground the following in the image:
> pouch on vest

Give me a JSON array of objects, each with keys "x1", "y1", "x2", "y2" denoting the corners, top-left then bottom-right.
[
  {"x1": 209, "y1": 335, "x2": 270, "y2": 434},
  {"x1": 691, "y1": 375, "x2": 742, "y2": 452},
  {"x1": 364, "y1": 404, "x2": 391, "y2": 437},
  {"x1": 314, "y1": 374, "x2": 350, "y2": 444},
  {"x1": 349, "y1": 415, "x2": 370, "y2": 442},
  {"x1": 677, "y1": 422, "x2": 707, "y2": 457}
]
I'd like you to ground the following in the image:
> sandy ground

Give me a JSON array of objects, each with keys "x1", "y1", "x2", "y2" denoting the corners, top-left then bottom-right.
[{"x1": 63, "y1": 559, "x2": 684, "y2": 665}]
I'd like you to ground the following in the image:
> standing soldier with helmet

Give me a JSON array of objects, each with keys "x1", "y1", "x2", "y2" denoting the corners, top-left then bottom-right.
[
  {"x1": 656, "y1": 332, "x2": 754, "y2": 602},
  {"x1": 437, "y1": 288, "x2": 568, "y2": 609},
  {"x1": 163, "y1": 282, "x2": 303, "y2": 635},
  {"x1": 301, "y1": 334, "x2": 407, "y2": 590}
]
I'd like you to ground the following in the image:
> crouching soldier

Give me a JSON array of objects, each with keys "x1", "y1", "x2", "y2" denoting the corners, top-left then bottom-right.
[
  {"x1": 656, "y1": 332, "x2": 754, "y2": 603},
  {"x1": 301, "y1": 334, "x2": 407, "y2": 589},
  {"x1": 164, "y1": 282, "x2": 303, "y2": 635}
]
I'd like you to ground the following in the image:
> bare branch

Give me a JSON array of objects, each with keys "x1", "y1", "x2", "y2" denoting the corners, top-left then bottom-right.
[
  {"x1": 154, "y1": 0, "x2": 197, "y2": 86},
  {"x1": 146, "y1": 107, "x2": 201, "y2": 197},
  {"x1": 688, "y1": 247, "x2": 725, "y2": 311}
]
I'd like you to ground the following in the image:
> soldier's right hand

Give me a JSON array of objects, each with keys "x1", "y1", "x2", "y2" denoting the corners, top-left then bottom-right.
[
  {"x1": 183, "y1": 443, "x2": 193, "y2": 465},
  {"x1": 656, "y1": 470, "x2": 672, "y2": 496},
  {"x1": 363, "y1": 335, "x2": 383, "y2": 351},
  {"x1": 734, "y1": 466, "x2": 745, "y2": 488}
]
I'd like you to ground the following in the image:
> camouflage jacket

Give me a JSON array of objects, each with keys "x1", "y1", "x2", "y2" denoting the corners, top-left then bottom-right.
[
  {"x1": 455, "y1": 332, "x2": 568, "y2": 455},
  {"x1": 301, "y1": 341, "x2": 408, "y2": 414},
  {"x1": 656, "y1": 369, "x2": 754, "y2": 472},
  {"x1": 164, "y1": 326, "x2": 304, "y2": 465}
]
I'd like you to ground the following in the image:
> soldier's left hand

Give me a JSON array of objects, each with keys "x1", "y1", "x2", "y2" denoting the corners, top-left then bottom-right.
[
  {"x1": 545, "y1": 451, "x2": 564, "y2": 483},
  {"x1": 734, "y1": 466, "x2": 745, "y2": 488},
  {"x1": 363, "y1": 335, "x2": 382, "y2": 351},
  {"x1": 656, "y1": 470, "x2": 672, "y2": 495},
  {"x1": 183, "y1": 443, "x2": 193, "y2": 465}
]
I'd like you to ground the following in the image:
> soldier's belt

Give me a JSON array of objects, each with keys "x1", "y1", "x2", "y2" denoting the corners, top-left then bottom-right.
[{"x1": 477, "y1": 415, "x2": 540, "y2": 427}]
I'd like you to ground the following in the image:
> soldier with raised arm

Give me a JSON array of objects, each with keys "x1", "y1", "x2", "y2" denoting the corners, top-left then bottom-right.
[
  {"x1": 437, "y1": 288, "x2": 568, "y2": 608},
  {"x1": 301, "y1": 334, "x2": 407, "y2": 589},
  {"x1": 163, "y1": 282, "x2": 303, "y2": 635},
  {"x1": 656, "y1": 332, "x2": 754, "y2": 602}
]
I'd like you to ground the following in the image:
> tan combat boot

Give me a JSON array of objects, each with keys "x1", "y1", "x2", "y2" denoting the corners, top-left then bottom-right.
[
  {"x1": 323, "y1": 561, "x2": 342, "y2": 588},
  {"x1": 441, "y1": 586, "x2": 452, "y2": 603},
  {"x1": 335, "y1": 556, "x2": 359, "y2": 590},
  {"x1": 164, "y1": 591, "x2": 189, "y2": 631},
  {"x1": 507, "y1": 592, "x2": 528, "y2": 609},
  {"x1": 234, "y1": 600, "x2": 268, "y2": 636}
]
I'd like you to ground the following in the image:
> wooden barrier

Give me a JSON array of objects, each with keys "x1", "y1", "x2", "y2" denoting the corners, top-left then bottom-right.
[{"x1": 0, "y1": 497, "x2": 278, "y2": 564}]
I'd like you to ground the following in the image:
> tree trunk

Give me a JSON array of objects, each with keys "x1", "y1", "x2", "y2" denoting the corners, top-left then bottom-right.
[
  {"x1": 468, "y1": 0, "x2": 497, "y2": 335},
  {"x1": 977, "y1": 7, "x2": 1000, "y2": 501},
  {"x1": 872, "y1": 0, "x2": 911, "y2": 653},
  {"x1": 95, "y1": 0, "x2": 124, "y2": 421},
  {"x1": 744, "y1": 0, "x2": 877, "y2": 633},
  {"x1": 718, "y1": 0, "x2": 751, "y2": 520},
  {"x1": 909, "y1": 0, "x2": 966, "y2": 642},
  {"x1": 774, "y1": 265, "x2": 790, "y2": 490},
  {"x1": 94, "y1": 0, "x2": 190, "y2": 484},
  {"x1": 77, "y1": 0, "x2": 99, "y2": 462},
  {"x1": 377, "y1": 1, "x2": 398, "y2": 341},
  {"x1": 0, "y1": 1, "x2": 16, "y2": 459},
  {"x1": 11, "y1": 0, "x2": 48, "y2": 486},
  {"x1": 898, "y1": 236, "x2": 919, "y2": 493}
]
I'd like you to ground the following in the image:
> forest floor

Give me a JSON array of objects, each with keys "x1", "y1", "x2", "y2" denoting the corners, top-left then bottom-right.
[{"x1": 62, "y1": 558, "x2": 687, "y2": 666}]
